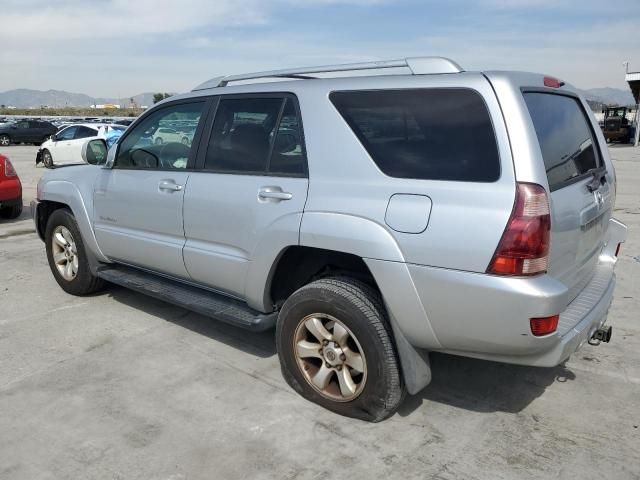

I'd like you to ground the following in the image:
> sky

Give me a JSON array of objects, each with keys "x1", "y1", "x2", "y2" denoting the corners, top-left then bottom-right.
[{"x1": 1, "y1": 0, "x2": 639, "y2": 97}]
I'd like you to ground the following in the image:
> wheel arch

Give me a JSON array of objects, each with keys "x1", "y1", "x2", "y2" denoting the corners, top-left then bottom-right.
[{"x1": 36, "y1": 180, "x2": 109, "y2": 264}]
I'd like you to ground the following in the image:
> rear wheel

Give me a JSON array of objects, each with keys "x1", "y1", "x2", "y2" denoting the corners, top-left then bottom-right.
[
  {"x1": 276, "y1": 277, "x2": 404, "y2": 422},
  {"x1": 45, "y1": 209, "x2": 105, "y2": 295},
  {"x1": 0, "y1": 202, "x2": 22, "y2": 219},
  {"x1": 155, "y1": 137, "x2": 163, "y2": 145},
  {"x1": 42, "y1": 149, "x2": 53, "y2": 168},
  {"x1": 0, "y1": 134, "x2": 10, "y2": 146}
]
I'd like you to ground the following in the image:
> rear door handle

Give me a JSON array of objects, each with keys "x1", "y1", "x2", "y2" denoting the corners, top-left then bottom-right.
[
  {"x1": 159, "y1": 180, "x2": 183, "y2": 192},
  {"x1": 258, "y1": 187, "x2": 293, "y2": 201}
]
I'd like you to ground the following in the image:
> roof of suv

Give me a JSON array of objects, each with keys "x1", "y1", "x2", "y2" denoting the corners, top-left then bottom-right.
[{"x1": 192, "y1": 56, "x2": 464, "y2": 92}]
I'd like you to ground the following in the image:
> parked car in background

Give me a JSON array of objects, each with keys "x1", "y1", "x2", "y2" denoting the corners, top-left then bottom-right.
[
  {"x1": 0, "y1": 120, "x2": 57, "y2": 146},
  {"x1": 0, "y1": 154, "x2": 22, "y2": 219},
  {"x1": 152, "y1": 127, "x2": 192, "y2": 146},
  {"x1": 32, "y1": 57, "x2": 627, "y2": 422},
  {"x1": 37, "y1": 124, "x2": 127, "y2": 167}
]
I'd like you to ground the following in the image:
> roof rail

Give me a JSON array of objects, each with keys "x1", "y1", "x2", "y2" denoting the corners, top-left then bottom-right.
[{"x1": 192, "y1": 56, "x2": 463, "y2": 91}]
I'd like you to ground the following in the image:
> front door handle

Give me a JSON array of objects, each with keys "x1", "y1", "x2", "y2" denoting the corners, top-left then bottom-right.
[
  {"x1": 159, "y1": 180, "x2": 183, "y2": 192},
  {"x1": 258, "y1": 187, "x2": 293, "y2": 201}
]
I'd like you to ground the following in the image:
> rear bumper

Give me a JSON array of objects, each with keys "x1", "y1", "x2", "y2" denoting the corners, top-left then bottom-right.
[
  {"x1": 0, "y1": 195, "x2": 22, "y2": 209},
  {"x1": 380, "y1": 217, "x2": 628, "y2": 367},
  {"x1": 0, "y1": 178, "x2": 22, "y2": 203}
]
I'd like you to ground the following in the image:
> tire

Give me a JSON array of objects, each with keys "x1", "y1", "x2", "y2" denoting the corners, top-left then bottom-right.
[
  {"x1": 155, "y1": 137, "x2": 163, "y2": 145},
  {"x1": 0, "y1": 134, "x2": 10, "y2": 146},
  {"x1": 0, "y1": 202, "x2": 22, "y2": 219},
  {"x1": 42, "y1": 149, "x2": 53, "y2": 168},
  {"x1": 276, "y1": 276, "x2": 404, "y2": 422},
  {"x1": 45, "y1": 209, "x2": 105, "y2": 295},
  {"x1": 181, "y1": 137, "x2": 190, "y2": 146}
]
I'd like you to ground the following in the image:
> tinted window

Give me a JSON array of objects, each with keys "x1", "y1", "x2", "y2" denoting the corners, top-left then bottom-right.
[
  {"x1": 116, "y1": 102, "x2": 204, "y2": 170},
  {"x1": 57, "y1": 126, "x2": 78, "y2": 140},
  {"x1": 330, "y1": 89, "x2": 500, "y2": 182},
  {"x1": 205, "y1": 97, "x2": 284, "y2": 173},
  {"x1": 75, "y1": 126, "x2": 97, "y2": 139},
  {"x1": 269, "y1": 99, "x2": 306, "y2": 175},
  {"x1": 16, "y1": 122, "x2": 29, "y2": 129},
  {"x1": 524, "y1": 93, "x2": 600, "y2": 191}
]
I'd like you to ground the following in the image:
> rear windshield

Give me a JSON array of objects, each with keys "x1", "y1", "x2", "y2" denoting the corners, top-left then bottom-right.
[
  {"x1": 330, "y1": 89, "x2": 500, "y2": 182},
  {"x1": 524, "y1": 92, "x2": 601, "y2": 191}
]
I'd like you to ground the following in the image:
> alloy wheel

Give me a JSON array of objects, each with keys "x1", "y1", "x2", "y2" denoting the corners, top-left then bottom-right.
[
  {"x1": 293, "y1": 313, "x2": 367, "y2": 402},
  {"x1": 51, "y1": 225, "x2": 79, "y2": 281}
]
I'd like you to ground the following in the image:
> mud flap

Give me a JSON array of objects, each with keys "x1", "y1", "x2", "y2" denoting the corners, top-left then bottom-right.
[{"x1": 388, "y1": 311, "x2": 432, "y2": 395}]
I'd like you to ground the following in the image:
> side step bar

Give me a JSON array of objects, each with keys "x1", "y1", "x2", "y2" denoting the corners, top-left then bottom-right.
[{"x1": 96, "y1": 265, "x2": 277, "y2": 332}]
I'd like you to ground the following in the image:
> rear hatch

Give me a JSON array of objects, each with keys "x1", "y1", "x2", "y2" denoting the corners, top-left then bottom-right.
[{"x1": 524, "y1": 91, "x2": 612, "y2": 301}]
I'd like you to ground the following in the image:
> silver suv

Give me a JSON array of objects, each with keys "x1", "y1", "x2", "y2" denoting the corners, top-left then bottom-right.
[{"x1": 32, "y1": 57, "x2": 627, "y2": 422}]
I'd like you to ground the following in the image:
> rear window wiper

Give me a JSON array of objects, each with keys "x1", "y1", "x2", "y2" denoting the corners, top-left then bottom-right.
[{"x1": 586, "y1": 166, "x2": 607, "y2": 192}]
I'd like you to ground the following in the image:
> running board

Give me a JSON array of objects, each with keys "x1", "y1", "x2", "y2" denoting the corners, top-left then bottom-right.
[{"x1": 96, "y1": 265, "x2": 277, "y2": 332}]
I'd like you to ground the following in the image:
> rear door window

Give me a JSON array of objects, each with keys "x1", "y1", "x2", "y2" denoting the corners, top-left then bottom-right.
[
  {"x1": 269, "y1": 99, "x2": 306, "y2": 176},
  {"x1": 205, "y1": 97, "x2": 281, "y2": 173},
  {"x1": 330, "y1": 88, "x2": 500, "y2": 182},
  {"x1": 523, "y1": 92, "x2": 601, "y2": 191},
  {"x1": 74, "y1": 126, "x2": 97, "y2": 139}
]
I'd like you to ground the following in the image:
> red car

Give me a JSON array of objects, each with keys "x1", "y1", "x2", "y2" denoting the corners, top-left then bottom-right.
[{"x1": 0, "y1": 154, "x2": 22, "y2": 219}]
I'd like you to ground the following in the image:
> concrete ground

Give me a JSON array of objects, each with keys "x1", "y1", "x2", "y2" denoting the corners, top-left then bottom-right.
[{"x1": 0, "y1": 144, "x2": 638, "y2": 480}]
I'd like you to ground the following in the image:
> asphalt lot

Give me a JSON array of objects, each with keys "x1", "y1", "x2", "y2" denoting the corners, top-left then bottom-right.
[{"x1": 1, "y1": 144, "x2": 638, "y2": 480}]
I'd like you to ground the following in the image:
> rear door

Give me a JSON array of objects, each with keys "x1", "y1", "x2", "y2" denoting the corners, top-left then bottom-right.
[
  {"x1": 183, "y1": 94, "x2": 308, "y2": 299},
  {"x1": 523, "y1": 91, "x2": 612, "y2": 300},
  {"x1": 93, "y1": 99, "x2": 209, "y2": 279}
]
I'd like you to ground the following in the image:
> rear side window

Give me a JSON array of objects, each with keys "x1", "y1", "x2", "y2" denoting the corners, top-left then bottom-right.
[
  {"x1": 204, "y1": 96, "x2": 307, "y2": 176},
  {"x1": 524, "y1": 92, "x2": 601, "y2": 191},
  {"x1": 330, "y1": 88, "x2": 500, "y2": 182}
]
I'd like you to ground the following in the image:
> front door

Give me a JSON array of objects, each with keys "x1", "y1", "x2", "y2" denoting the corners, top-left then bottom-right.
[
  {"x1": 183, "y1": 95, "x2": 309, "y2": 299},
  {"x1": 49, "y1": 125, "x2": 78, "y2": 164},
  {"x1": 93, "y1": 99, "x2": 209, "y2": 279}
]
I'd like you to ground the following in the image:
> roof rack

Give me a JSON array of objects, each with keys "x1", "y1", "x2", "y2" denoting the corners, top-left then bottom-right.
[{"x1": 192, "y1": 56, "x2": 463, "y2": 91}]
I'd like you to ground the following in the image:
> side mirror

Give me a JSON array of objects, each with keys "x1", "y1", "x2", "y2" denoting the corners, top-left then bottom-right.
[
  {"x1": 50, "y1": 133, "x2": 57, "y2": 141},
  {"x1": 81, "y1": 139, "x2": 108, "y2": 165}
]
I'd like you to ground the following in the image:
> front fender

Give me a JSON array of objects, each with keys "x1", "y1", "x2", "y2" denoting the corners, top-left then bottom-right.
[{"x1": 39, "y1": 179, "x2": 108, "y2": 263}]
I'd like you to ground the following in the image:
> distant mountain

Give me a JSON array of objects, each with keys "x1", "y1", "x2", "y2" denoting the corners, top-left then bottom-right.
[
  {"x1": 0, "y1": 89, "x2": 158, "y2": 108},
  {"x1": 1, "y1": 86, "x2": 635, "y2": 110},
  {"x1": 578, "y1": 87, "x2": 635, "y2": 107}
]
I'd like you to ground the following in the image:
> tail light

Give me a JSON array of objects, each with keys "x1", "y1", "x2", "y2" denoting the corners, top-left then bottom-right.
[
  {"x1": 530, "y1": 315, "x2": 559, "y2": 336},
  {"x1": 488, "y1": 183, "x2": 551, "y2": 276},
  {"x1": 4, "y1": 158, "x2": 17, "y2": 177}
]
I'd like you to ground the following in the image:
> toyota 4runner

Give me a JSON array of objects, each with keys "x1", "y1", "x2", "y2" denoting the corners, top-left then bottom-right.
[{"x1": 32, "y1": 57, "x2": 628, "y2": 421}]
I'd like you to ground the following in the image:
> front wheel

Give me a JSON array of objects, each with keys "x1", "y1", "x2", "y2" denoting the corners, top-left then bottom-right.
[
  {"x1": 276, "y1": 277, "x2": 404, "y2": 422},
  {"x1": 42, "y1": 149, "x2": 53, "y2": 168},
  {"x1": 0, "y1": 134, "x2": 10, "y2": 146},
  {"x1": 45, "y1": 209, "x2": 105, "y2": 295}
]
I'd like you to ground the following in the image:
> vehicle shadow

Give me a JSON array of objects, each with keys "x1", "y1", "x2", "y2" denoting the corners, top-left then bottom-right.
[
  {"x1": 97, "y1": 284, "x2": 576, "y2": 412},
  {"x1": 398, "y1": 352, "x2": 576, "y2": 416},
  {"x1": 105, "y1": 284, "x2": 277, "y2": 358}
]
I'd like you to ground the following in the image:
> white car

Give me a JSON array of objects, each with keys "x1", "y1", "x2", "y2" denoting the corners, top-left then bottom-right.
[
  {"x1": 151, "y1": 127, "x2": 192, "y2": 146},
  {"x1": 37, "y1": 124, "x2": 126, "y2": 167}
]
